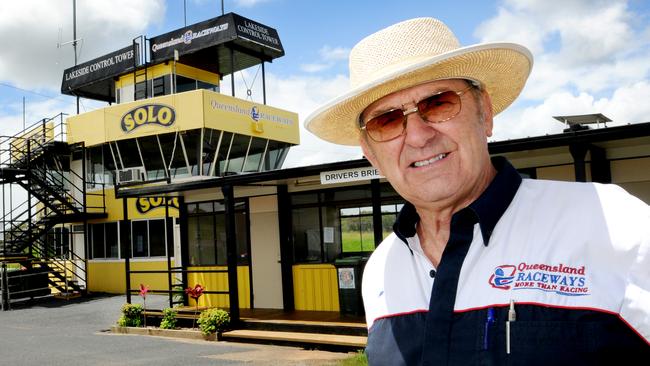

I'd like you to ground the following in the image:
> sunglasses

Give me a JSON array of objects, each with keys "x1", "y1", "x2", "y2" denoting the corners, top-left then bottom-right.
[{"x1": 360, "y1": 85, "x2": 475, "y2": 142}]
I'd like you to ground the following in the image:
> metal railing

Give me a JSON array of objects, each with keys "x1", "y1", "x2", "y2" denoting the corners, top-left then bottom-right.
[
  {"x1": 0, "y1": 113, "x2": 68, "y2": 169},
  {"x1": 0, "y1": 112, "x2": 100, "y2": 306}
]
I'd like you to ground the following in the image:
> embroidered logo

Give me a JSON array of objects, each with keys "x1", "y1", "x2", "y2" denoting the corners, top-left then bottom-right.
[
  {"x1": 489, "y1": 265, "x2": 517, "y2": 289},
  {"x1": 489, "y1": 262, "x2": 590, "y2": 296}
]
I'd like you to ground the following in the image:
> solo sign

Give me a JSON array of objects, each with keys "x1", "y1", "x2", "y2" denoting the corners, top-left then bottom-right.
[
  {"x1": 121, "y1": 104, "x2": 176, "y2": 132},
  {"x1": 135, "y1": 197, "x2": 180, "y2": 214}
]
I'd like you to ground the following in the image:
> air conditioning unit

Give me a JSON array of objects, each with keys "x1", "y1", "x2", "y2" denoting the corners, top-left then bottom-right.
[{"x1": 117, "y1": 167, "x2": 145, "y2": 184}]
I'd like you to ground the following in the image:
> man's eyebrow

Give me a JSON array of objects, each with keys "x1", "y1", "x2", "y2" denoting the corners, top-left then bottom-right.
[{"x1": 365, "y1": 105, "x2": 398, "y2": 119}]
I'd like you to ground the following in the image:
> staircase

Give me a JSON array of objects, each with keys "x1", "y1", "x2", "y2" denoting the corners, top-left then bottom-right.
[
  {"x1": 0, "y1": 114, "x2": 106, "y2": 309},
  {"x1": 220, "y1": 317, "x2": 367, "y2": 352},
  {"x1": 144, "y1": 307, "x2": 368, "y2": 352}
]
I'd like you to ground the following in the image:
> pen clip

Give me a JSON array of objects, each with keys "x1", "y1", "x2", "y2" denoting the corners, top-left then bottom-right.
[
  {"x1": 508, "y1": 299, "x2": 516, "y2": 321},
  {"x1": 506, "y1": 299, "x2": 516, "y2": 354}
]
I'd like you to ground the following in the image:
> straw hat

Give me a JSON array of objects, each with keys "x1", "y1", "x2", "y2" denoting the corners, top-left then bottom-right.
[{"x1": 304, "y1": 17, "x2": 533, "y2": 146}]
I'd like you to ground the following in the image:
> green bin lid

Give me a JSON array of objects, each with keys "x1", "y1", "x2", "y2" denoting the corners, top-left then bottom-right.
[{"x1": 334, "y1": 256, "x2": 362, "y2": 265}]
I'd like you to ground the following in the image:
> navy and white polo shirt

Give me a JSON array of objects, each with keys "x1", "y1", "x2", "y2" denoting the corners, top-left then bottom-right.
[{"x1": 362, "y1": 157, "x2": 650, "y2": 365}]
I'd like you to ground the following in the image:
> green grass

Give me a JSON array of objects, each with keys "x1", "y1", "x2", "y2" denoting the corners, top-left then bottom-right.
[
  {"x1": 341, "y1": 231, "x2": 374, "y2": 252},
  {"x1": 338, "y1": 350, "x2": 368, "y2": 365}
]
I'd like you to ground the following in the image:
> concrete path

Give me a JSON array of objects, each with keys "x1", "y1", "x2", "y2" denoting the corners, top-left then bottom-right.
[{"x1": 0, "y1": 294, "x2": 355, "y2": 365}]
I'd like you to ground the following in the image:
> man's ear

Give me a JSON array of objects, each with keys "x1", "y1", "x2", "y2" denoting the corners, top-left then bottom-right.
[
  {"x1": 481, "y1": 90, "x2": 494, "y2": 137},
  {"x1": 359, "y1": 135, "x2": 382, "y2": 174}
]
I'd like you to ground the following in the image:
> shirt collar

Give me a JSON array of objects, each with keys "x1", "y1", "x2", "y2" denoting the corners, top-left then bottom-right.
[{"x1": 393, "y1": 156, "x2": 522, "y2": 247}]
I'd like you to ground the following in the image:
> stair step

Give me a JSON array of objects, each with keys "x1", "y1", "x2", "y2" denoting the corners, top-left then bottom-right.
[
  {"x1": 52, "y1": 292, "x2": 81, "y2": 300},
  {"x1": 240, "y1": 318, "x2": 367, "y2": 336},
  {"x1": 220, "y1": 329, "x2": 367, "y2": 349}
]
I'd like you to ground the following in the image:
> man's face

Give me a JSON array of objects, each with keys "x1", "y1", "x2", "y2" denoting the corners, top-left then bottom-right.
[{"x1": 359, "y1": 79, "x2": 495, "y2": 208}]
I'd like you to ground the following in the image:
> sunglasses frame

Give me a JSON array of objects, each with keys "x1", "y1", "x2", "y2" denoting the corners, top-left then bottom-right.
[{"x1": 360, "y1": 84, "x2": 475, "y2": 142}]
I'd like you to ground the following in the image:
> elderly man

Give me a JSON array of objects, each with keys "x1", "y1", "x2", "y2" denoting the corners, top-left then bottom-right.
[{"x1": 305, "y1": 18, "x2": 649, "y2": 365}]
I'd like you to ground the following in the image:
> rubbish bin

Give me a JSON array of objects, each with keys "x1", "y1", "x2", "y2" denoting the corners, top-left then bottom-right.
[{"x1": 334, "y1": 256, "x2": 368, "y2": 316}]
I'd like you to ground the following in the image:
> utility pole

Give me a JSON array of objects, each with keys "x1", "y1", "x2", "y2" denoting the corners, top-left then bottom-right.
[{"x1": 73, "y1": 0, "x2": 79, "y2": 114}]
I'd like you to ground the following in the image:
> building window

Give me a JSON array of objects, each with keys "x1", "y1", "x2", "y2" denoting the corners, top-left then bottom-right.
[
  {"x1": 89, "y1": 222, "x2": 119, "y2": 259},
  {"x1": 380, "y1": 203, "x2": 404, "y2": 239},
  {"x1": 46, "y1": 227, "x2": 70, "y2": 257},
  {"x1": 176, "y1": 75, "x2": 196, "y2": 93},
  {"x1": 138, "y1": 135, "x2": 167, "y2": 180},
  {"x1": 131, "y1": 219, "x2": 166, "y2": 258},
  {"x1": 186, "y1": 200, "x2": 249, "y2": 266},
  {"x1": 290, "y1": 184, "x2": 403, "y2": 263},
  {"x1": 176, "y1": 75, "x2": 218, "y2": 93},
  {"x1": 340, "y1": 206, "x2": 375, "y2": 253},
  {"x1": 292, "y1": 207, "x2": 322, "y2": 263},
  {"x1": 152, "y1": 76, "x2": 171, "y2": 97},
  {"x1": 86, "y1": 144, "x2": 115, "y2": 188},
  {"x1": 197, "y1": 80, "x2": 219, "y2": 92},
  {"x1": 134, "y1": 81, "x2": 149, "y2": 101}
]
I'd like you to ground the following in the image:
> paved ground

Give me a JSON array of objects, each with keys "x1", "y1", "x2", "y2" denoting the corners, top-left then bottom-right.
[{"x1": 0, "y1": 294, "x2": 356, "y2": 365}]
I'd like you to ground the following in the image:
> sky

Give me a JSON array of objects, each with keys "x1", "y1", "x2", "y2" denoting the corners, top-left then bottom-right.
[{"x1": 1, "y1": 0, "x2": 649, "y2": 168}]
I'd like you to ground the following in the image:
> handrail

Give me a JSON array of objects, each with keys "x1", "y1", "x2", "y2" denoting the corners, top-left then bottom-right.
[
  {"x1": 0, "y1": 113, "x2": 67, "y2": 168},
  {"x1": 0, "y1": 111, "x2": 99, "y2": 295},
  {"x1": 29, "y1": 169, "x2": 84, "y2": 211},
  {"x1": 1, "y1": 202, "x2": 69, "y2": 254}
]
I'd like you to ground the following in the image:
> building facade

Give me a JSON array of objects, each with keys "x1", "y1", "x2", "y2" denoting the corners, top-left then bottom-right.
[{"x1": 2, "y1": 13, "x2": 649, "y2": 321}]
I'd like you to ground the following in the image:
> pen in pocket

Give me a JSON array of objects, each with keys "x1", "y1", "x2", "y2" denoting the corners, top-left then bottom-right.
[
  {"x1": 506, "y1": 299, "x2": 516, "y2": 354},
  {"x1": 483, "y1": 307, "x2": 495, "y2": 350}
]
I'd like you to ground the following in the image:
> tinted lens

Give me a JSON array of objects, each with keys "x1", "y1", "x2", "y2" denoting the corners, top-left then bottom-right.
[
  {"x1": 417, "y1": 90, "x2": 462, "y2": 123},
  {"x1": 364, "y1": 108, "x2": 405, "y2": 141}
]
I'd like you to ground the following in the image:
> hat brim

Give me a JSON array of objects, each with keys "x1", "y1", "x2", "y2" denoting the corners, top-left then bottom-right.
[{"x1": 304, "y1": 43, "x2": 533, "y2": 146}]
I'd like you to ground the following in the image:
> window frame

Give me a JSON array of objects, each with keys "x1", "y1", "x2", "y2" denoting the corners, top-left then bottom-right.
[
  {"x1": 89, "y1": 221, "x2": 120, "y2": 260},
  {"x1": 130, "y1": 218, "x2": 167, "y2": 259},
  {"x1": 289, "y1": 183, "x2": 403, "y2": 264}
]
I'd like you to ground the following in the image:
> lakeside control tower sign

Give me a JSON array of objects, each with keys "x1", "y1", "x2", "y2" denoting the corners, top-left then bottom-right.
[
  {"x1": 149, "y1": 13, "x2": 284, "y2": 63},
  {"x1": 61, "y1": 45, "x2": 135, "y2": 97}
]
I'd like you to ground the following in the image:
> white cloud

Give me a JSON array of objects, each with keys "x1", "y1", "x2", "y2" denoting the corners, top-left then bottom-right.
[
  {"x1": 300, "y1": 63, "x2": 331, "y2": 73},
  {"x1": 0, "y1": 98, "x2": 74, "y2": 137},
  {"x1": 475, "y1": 7, "x2": 548, "y2": 56},
  {"x1": 596, "y1": 80, "x2": 650, "y2": 124},
  {"x1": 299, "y1": 45, "x2": 350, "y2": 74},
  {"x1": 493, "y1": 80, "x2": 650, "y2": 142},
  {"x1": 319, "y1": 45, "x2": 350, "y2": 62},
  {"x1": 263, "y1": 73, "x2": 362, "y2": 167},
  {"x1": 476, "y1": 0, "x2": 650, "y2": 141},
  {"x1": 0, "y1": 0, "x2": 165, "y2": 91}
]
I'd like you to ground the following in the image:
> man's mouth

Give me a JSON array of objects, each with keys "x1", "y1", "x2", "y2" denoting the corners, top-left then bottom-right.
[{"x1": 412, "y1": 153, "x2": 447, "y2": 167}]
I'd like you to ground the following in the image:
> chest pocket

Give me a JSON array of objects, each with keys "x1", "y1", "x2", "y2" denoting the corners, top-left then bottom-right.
[{"x1": 504, "y1": 320, "x2": 648, "y2": 366}]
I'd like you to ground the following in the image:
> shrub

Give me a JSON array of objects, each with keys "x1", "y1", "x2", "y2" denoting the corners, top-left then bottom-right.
[
  {"x1": 159, "y1": 307, "x2": 177, "y2": 330},
  {"x1": 117, "y1": 303, "x2": 144, "y2": 327},
  {"x1": 197, "y1": 308, "x2": 230, "y2": 336}
]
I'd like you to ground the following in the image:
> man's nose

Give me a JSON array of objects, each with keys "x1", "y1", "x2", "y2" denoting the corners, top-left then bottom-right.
[{"x1": 403, "y1": 110, "x2": 438, "y2": 147}]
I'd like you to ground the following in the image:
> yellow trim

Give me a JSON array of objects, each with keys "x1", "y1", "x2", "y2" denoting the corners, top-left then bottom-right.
[
  {"x1": 175, "y1": 63, "x2": 220, "y2": 85},
  {"x1": 187, "y1": 265, "x2": 251, "y2": 309},
  {"x1": 292, "y1": 264, "x2": 340, "y2": 311},
  {"x1": 87, "y1": 260, "x2": 173, "y2": 294},
  {"x1": 115, "y1": 63, "x2": 219, "y2": 89},
  {"x1": 115, "y1": 64, "x2": 171, "y2": 88},
  {"x1": 86, "y1": 188, "x2": 179, "y2": 222},
  {"x1": 67, "y1": 89, "x2": 299, "y2": 146}
]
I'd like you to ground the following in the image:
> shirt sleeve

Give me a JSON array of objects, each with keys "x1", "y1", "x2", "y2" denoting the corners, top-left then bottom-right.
[{"x1": 610, "y1": 185, "x2": 650, "y2": 345}]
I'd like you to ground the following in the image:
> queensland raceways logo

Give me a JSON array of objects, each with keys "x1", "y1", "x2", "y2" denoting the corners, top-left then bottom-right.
[
  {"x1": 489, "y1": 265, "x2": 517, "y2": 289},
  {"x1": 488, "y1": 262, "x2": 590, "y2": 296}
]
